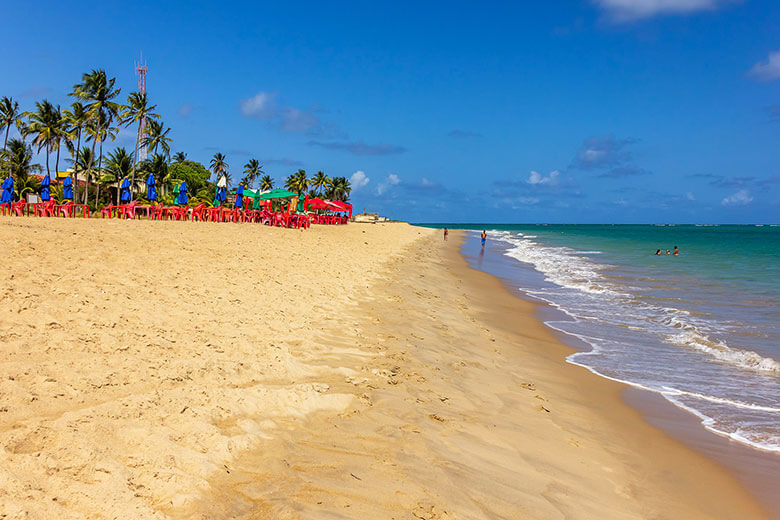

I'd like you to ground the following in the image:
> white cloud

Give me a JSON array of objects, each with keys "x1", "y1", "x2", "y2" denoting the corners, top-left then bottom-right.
[
  {"x1": 528, "y1": 170, "x2": 560, "y2": 185},
  {"x1": 350, "y1": 170, "x2": 370, "y2": 191},
  {"x1": 421, "y1": 177, "x2": 434, "y2": 186},
  {"x1": 240, "y1": 91, "x2": 277, "y2": 119},
  {"x1": 593, "y1": 0, "x2": 731, "y2": 22},
  {"x1": 749, "y1": 51, "x2": 780, "y2": 82},
  {"x1": 376, "y1": 174, "x2": 401, "y2": 195},
  {"x1": 721, "y1": 189, "x2": 753, "y2": 206},
  {"x1": 685, "y1": 192, "x2": 695, "y2": 200}
]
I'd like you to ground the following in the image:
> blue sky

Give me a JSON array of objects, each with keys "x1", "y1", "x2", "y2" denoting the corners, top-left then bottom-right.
[{"x1": 2, "y1": 0, "x2": 779, "y2": 223}]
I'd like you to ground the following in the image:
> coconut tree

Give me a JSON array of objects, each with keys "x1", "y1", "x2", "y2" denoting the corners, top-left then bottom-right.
[
  {"x1": 210, "y1": 152, "x2": 228, "y2": 185},
  {"x1": 140, "y1": 119, "x2": 171, "y2": 156},
  {"x1": 105, "y1": 147, "x2": 133, "y2": 205},
  {"x1": 120, "y1": 91, "x2": 159, "y2": 200},
  {"x1": 172, "y1": 151, "x2": 187, "y2": 163},
  {"x1": 51, "y1": 105, "x2": 68, "y2": 179},
  {"x1": 84, "y1": 112, "x2": 118, "y2": 206},
  {"x1": 259, "y1": 174, "x2": 273, "y2": 191},
  {"x1": 70, "y1": 69, "x2": 122, "y2": 204},
  {"x1": 326, "y1": 176, "x2": 352, "y2": 202},
  {"x1": 23, "y1": 100, "x2": 59, "y2": 177},
  {"x1": 1, "y1": 97, "x2": 22, "y2": 176},
  {"x1": 142, "y1": 153, "x2": 170, "y2": 196},
  {"x1": 311, "y1": 170, "x2": 329, "y2": 195},
  {"x1": 5, "y1": 138, "x2": 37, "y2": 199},
  {"x1": 62, "y1": 101, "x2": 88, "y2": 202},
  {"x1": 241, "y1": 158, "x2": 262, "y2": 188},
  {"x1": 284, "y1": 169, "x2": 308, "y2": 196}
]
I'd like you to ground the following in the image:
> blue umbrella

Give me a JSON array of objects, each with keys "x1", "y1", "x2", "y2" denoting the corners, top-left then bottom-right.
[
  {"x1": 176, "y1": 181, "x2": 188, "y2": 205},
  {"x1": 145, "y1": 173, "x2": 157, "y2": 201},
  {"x1": 1, "y1": 177, "x2": 13, "y2": 203},
  {"x1": 40, "y1": 174, "x2": 51, "y2": 201},
  {"x1": 120, "y1": 178, "x2": 131, "y2": 203},
  {"x1": 218, "y1": 186, "x2": 227, "y2": 202},
  {"x1": 62, "y1": 176, "x2": 73, "y2": 200},
  {"x1": 234, "y1": 185, "x2": 244, "y2": 208}
]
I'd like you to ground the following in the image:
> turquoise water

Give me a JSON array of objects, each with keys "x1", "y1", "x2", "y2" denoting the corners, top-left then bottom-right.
[{"x1": 420, "y1": 224, "x2": 780, "y2": 452}]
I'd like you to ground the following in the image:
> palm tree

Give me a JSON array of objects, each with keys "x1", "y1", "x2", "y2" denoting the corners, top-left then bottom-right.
[
  {"x1": 62, "y1": 102, "x2": 88, "y2": 202},
  {"x1": 51, "y1": 105, "x2": 67, "y2": 179},
  {"x1": 172, "y1": 151, "x2": 187, "y2": 163},
  {"x1": 284, "y1": 169, "x2": 308, "y2": 196},
  {"x1": 84, "y1": 113, "x2": 118, "y2": 205},
  {"x1": 259, "y1": 174, "x2": 273, "y2": 191},
  {"x1": 142, "y1": 153, "x2": 169, "y2": 196},
  {"x1": 5, "y1": 139, "x2": 37, "y2": 199},
  {"x1": 105, "y1": 147, "x2": 133, "y2": 205},
  {"x1": 70, "y1": 69, "x2": 122, "y2": 204},
  {"x1": 23, "y1": 100, "x2": 59, "y2": 177},
  {"x1": 1, "y1": 97, "x2": 22, "y2": 176},
  {"x1": 311, "y1": 170, "x2": 329, "y2": 195},
  {"x1": 326, "y1": 176, "x2": 352, "y2": 202},
  {"x1": 241, "y1": 158, "x2": 262, "y2": 187},
  {"x1": 120, "y1": 91, "x2": 159, "y2": 200},
  {"x1": 140, "y1": 119, "x2": 171, "y2": 157},
  {"x1": 210, "y1": 152, "x2": 228, "y2": 184}
]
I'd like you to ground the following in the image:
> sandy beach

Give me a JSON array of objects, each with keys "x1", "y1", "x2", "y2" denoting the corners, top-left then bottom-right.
[{"x1": 0, "y1": 219, "x2": 769, "y2": 519}]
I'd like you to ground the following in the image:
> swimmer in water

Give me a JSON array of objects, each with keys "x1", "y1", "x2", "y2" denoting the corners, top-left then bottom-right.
[
  {"x1": 673, "y1": 246, "x2": 679, "y2": 256},
  {"x1": 656, "y1": 249, "x2": 662, "y2": 255}
]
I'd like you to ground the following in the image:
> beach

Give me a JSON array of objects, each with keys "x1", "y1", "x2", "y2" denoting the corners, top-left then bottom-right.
[{"x1": 0, "y1": 219, "x2": 770, "y2": 519}]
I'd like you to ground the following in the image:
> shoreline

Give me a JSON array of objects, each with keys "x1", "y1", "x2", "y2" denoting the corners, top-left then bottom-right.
[
  {"x1": 0, "y1": 219, "x2": 770, "y2": 518},
  {"x1": 457, "y1": 228, "x2": 780, "y2": 515}
]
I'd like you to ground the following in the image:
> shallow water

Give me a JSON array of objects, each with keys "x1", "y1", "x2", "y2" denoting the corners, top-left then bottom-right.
[{"x1": 422, "y1": 224, "x2": 780, "y2": 453}]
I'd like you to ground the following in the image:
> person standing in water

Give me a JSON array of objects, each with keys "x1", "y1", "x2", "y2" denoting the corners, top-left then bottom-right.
[
  {"x1": 481, "y1": 230, "x2": 487, "y2": 250},
  {"x1": 444, "y1": 228, "x2": 449, "y2": 241},
  {"x1": 673, "y1": 246, "x2": 679, "y2": 256}
]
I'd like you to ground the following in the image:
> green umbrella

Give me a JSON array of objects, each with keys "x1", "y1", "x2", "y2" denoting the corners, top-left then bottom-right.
[{"x1": 259, "y1": 188, "x2": 298, "y2": 200}]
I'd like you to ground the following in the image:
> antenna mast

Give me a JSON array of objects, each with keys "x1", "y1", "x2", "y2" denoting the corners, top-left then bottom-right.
[{"x1": 135, "y1": 54, "x2": 149, "y2": 161}]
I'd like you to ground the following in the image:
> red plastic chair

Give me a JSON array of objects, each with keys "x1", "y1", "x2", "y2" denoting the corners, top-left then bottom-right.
[
  {"x1": 119, "y1": 202, "x2": 139, "y2": 219},
  {"x1": 191, "y1": 203, "x2": 207, "y2": 221}
]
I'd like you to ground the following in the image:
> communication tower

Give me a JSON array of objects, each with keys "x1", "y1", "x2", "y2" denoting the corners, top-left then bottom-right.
[{"x1": 135, "y1": 55, "x2": 149, "y2": 161}]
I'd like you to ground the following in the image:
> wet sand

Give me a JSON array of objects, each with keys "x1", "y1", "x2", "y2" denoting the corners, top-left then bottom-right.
[{"x1": 0, "y1": 220, "x2": 769, "y2": 518}]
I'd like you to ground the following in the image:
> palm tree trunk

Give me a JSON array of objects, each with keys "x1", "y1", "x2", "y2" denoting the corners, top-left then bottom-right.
[
  {"x1": 85, "y1": 137, "x2": 97, "y2": 205},
  {"x1": 95, "y1": 181, "x2": 100, "y2": 206},
  {"x1": 72, "y1": 128, "x2": 82, "y2": 203},
  {"x1": 45, "y1": 142, "x2": 50, "y2": 178},
  {"x1": 55, "y1": 139, "x2": 61, "y2": 178},
  {"x1": 3, "y1": 126, "x2": 9, "y2": 177},
  {"x1": 130, "y1": 122, "x2": 141, "y2": 201}
]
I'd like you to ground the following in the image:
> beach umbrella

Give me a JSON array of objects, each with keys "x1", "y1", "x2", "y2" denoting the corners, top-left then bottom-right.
[
  {"x1": 0, "y1": 177, "x2": 13, "y2": 203},
  {"x1": 176, "y1": 181, "x2": 188, "y2": 205},
  {"x1": 39, "y1": 173, "x2": 51, "y2": 201},
  {"x1": 259, "y1": 188, "x2": 298, "y2": 200},
  {"x1": 120, "y1": 178, "x2": 131, "y2": 203},
  {"x1": 62, "y1": 176, "x2": 73, "y2": 200},
  {"x1": 234, "y1": 185, "x2": 244, "y2": 208},
  {"x1": 145, "y1": 173, "x2": 157, "y2": 201}
]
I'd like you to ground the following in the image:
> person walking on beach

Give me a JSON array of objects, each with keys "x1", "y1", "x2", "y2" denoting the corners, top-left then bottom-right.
[
  {"x1": 481, "y1": 230, "x2": 487, "y2": 250},
  {"x1": 444, "y1": 228, "x2": 449, "y2": 241}
]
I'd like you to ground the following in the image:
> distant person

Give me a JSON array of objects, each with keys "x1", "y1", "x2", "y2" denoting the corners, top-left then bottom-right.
[
  {"x1": 481, "y1": 230, "x2": 487, "y2": 250},
  {"x1": 673, "y1": 246, "x2": 679, "y2": 256},
  {"x1": 655, "y1": 249, "x2": 662, "y2": 255},
  {"x1": 444, "y1": 228, "x2": 449, "y2": 241},
  {"x1": 666, "y1": 249, "x2": 671, "y2": 255}
]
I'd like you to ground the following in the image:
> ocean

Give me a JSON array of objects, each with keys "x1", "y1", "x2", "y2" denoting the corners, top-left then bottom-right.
[{"x1": 420, "y1": 224, "x2": 780, "y2": 453}]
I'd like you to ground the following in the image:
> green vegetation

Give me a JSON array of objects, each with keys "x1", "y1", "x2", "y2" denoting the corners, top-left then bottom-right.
[{"x1": 1, "y1": 70, "x2": 351, "y2": 210}]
